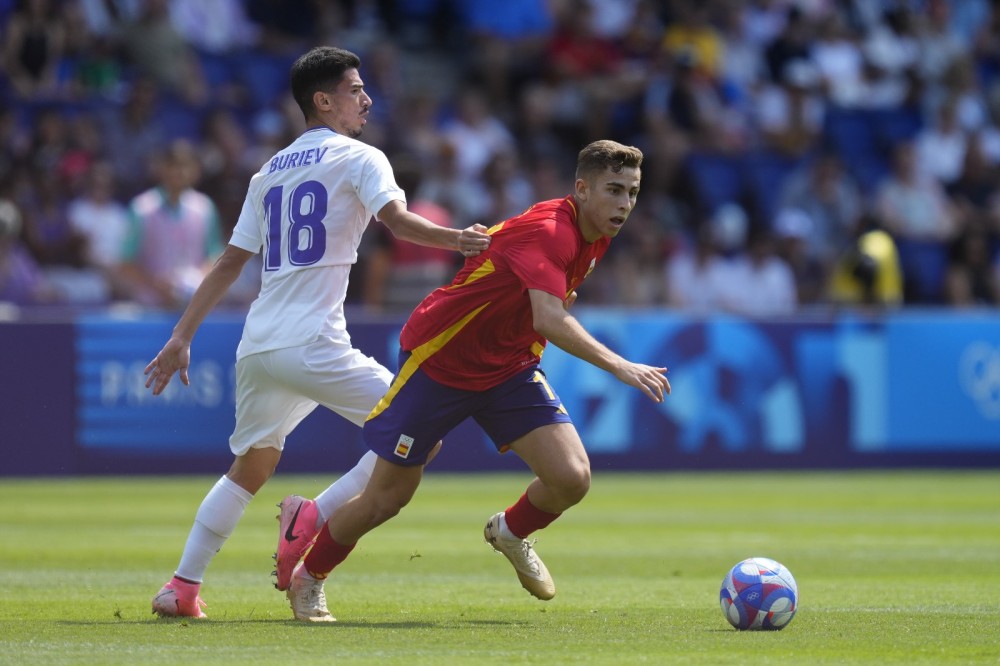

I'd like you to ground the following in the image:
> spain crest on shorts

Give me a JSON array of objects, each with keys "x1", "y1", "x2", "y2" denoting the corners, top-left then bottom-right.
[{"x1": 394, "y1": 434, "x2": 414, "y2": 459}]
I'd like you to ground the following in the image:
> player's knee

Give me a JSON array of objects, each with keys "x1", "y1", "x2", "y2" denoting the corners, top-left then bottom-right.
[
  {"x1": 556, "y1": 464, "x2": 591, "y2": 507},
  {"x1": 227, "y1": 452, "x2": 279, "y2": 494}
]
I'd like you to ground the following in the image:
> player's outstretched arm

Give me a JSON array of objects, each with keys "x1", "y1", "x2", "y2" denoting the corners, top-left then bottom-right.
[
  {"x1": 529, "y1": 289, "x2": 671, "y2": 403},
  {"x1": 377, "y1": 200, "x2": 490, "y2": 257},
  {"x1": 144, "y1": 244, "x2": 254, "y2": 395}
]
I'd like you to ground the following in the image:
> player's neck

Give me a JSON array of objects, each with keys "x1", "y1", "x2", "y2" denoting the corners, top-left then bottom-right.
[{"x1": 305, "y1": 119, "x2": 338, "y2": 135}]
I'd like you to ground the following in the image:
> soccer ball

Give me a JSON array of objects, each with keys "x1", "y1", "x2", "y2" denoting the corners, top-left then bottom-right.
[{"x1": 719, "y1": 557, "x2": 798, "y2": 630}]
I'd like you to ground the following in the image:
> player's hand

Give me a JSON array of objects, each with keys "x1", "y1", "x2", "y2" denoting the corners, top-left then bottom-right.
[
  {"x1": 143, "y1": 336, "x2": 192, "y2": 396},
  {"x1": 616, "y1": 362, "x2": 671, "y2": 403},
  {"x1": 458, "y1": 224, "x2": 490, "y2": 257}
]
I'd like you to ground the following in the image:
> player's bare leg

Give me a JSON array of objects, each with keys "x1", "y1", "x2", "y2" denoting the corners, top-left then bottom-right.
[
  {"x1": 285, "y1": 458, "x2": 423, "y2": 621},
  {"x1": 274, "y1": 442, "x2": 442, "y2": 591}
]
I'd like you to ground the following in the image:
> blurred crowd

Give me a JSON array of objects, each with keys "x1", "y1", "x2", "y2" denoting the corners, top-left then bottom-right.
[{"x1": 1, "y1": 0, "x2": 1000, "y2": 315}]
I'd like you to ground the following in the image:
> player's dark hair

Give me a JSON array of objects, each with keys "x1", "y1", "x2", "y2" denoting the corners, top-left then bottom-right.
[
  {"x1": 576, "y1": 140, "x2": 643, "y2": 180},
  {"x1": 290, "y1": 46, "x2": 362, "y2": 120}
]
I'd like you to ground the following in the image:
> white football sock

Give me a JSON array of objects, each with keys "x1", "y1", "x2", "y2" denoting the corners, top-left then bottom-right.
[
  {"x1": 175, "y1": 475, "x2": 253, "y2": 583},
  {"x1": 313, "y1": 450, "x2": 378, "y2": 528}
]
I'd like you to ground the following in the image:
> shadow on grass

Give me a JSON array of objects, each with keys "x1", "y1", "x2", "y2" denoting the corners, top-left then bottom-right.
[{"x1": 58, "y1": 618, "x2": 526, "y2": 629}]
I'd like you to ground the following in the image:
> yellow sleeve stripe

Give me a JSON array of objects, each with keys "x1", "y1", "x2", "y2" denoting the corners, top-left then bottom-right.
[{"x1": 366, "y1": 302, "x2": 491, "y2": 421}]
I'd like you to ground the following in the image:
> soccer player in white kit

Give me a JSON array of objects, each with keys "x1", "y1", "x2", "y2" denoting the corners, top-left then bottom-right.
[{"x1": 145, "y1": 46, "x2": 490, "y2": 619}]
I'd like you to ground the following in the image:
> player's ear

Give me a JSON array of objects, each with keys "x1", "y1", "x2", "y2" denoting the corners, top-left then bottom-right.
[
  {"x1": 574, "y1": 177, "x2": 589, "y2": 201},
  {"x1": 312, "y1": 90, "x2": 332, "y2": 112}
]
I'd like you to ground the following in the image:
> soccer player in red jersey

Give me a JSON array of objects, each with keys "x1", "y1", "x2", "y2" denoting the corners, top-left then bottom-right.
[{"x1": 282, "y1": 139, "x2": 671, "y2": 618}]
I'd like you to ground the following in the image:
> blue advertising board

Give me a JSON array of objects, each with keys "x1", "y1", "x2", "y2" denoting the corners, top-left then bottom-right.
[
  {"x1": 2, "y1": 307, "x2": 998, "y2": 476},
  {"x1": 540, "y1": 309, "x2": 999, "y2": 462}
]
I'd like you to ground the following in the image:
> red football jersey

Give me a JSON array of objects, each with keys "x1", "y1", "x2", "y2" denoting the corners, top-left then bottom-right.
[{"x1": 400, "y1": 196, "x2": 610, "y2": 390}]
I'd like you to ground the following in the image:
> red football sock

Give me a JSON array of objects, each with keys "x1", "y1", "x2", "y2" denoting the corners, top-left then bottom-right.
[
  {"x1": 503, "y1": 493, "x2": 561, "y2": 539},
  {"x1": 303, "y1": 525, "x2": 356, "y2": 580}
]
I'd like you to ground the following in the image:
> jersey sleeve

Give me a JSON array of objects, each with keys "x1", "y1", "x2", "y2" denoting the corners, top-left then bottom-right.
[
  {"x1": 357, "y1": 148, "x2": 405, "y2": 220},
  {"x1": 503, "y1": 219, "x2": 578, "y2": 298},
  {"x1": 229, "y1": 185, "x2": 262, "y2": 253}
]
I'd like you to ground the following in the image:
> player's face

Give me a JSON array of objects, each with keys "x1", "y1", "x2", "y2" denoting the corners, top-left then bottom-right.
[
  {"x1": 315, "y1": 68, "x2": 372, "y2": 138},
  {"x1": 575, "y1": 166, "x2": 641, "y2": 242}
]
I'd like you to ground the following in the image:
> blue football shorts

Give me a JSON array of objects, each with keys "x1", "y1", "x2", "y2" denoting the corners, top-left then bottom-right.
[{"x1": 362, "y1": 351, "x2": 573, "y2": 467}]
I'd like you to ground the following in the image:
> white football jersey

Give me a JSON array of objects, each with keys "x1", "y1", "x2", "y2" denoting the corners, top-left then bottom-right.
[{"x1": 229, "y1": 127, "x2": 404, "y2": 359}]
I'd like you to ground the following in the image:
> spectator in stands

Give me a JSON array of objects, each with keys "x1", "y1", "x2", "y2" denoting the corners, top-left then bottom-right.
[
  {"x1": 168, "y1": 0, "x2": 259, "y2": 56},
  {"x1": 459, "y1": 0, "x2": 553, "y2": 108},
  {"x1": 934, "y1": 55, "x2": 990, "y2": 133},
  {"x1": 718, "y1": 225, "x2": 797, "y2": 317},
  {"x1": 946, "y1": 134, "x2": 999, "y2": 226},
  {"x1": 2, "y1": 0, "x2": 66, "y2": 99},
  {"x1": 17, "y1": 166, "x2": 111, "y2": 303},
  {"x1": 828, "y1": 214, "x2": 904, "y2": 308},
  {"x1": 392, "y1": 91, "x2": 447, "y2": 168},
  {"x1": 362, "y1": 154, "x2": 457, "y2": 312},
  {"x1": 661, "y1": 3, "x2": 724, "y2": 83},
  {"x1": 0, "y1": 196, "x2": 56, "y2": 305},
  {"x1": 764, "y1": 5, "x2": 812, "y2": 85},
  {"x1": 244, "y1": 0, "x2": 321, "y2": 53},
  {"x1": 538, "y1": 0, "x2": 640, "y2": 144},
  {"x1": 115, "y1": 140, "x2": 223, "y2": 308},
  {"x1": 66, "y1": 161, "x2": 129, "y2": 299},
  {"x1": 586, "y1": 0, "x2": 643, "y2": 45},
  {"x1": 527, "y1": 153, "x2": 575, "y2": 204},
  {"x1": 860, "y1": 6, "x2": 920, "y2": 109},
  {"x1": 118, "y1": 0, "x2": 207, "y2": 104},
  {"x1": 875, "y1": 140, "x2": 958, "y2": 242},
  {"x1": 479, "y1": 149, "x2": 535, "y2": 226},
  {"x1": 665, "y1": 209, "x2": 738, "y2": 313},
  {"x1": 754, "y1": 58, "x2": 825, "y2": 158},
  {"x1": 75, "y1": 0, "x2": 141, "y2": 38},
  {"x1": 415, "y1": 140, "x2": 489, "y2": 231},
  {"x1": 0, "y1": 106, "x2": 29, "y2": 172},
  {"x1": 915, "y1": 0, "x2": 967, "y2": 91},
  {"x1": 915, "y1": 97, "x2": 968, "y2": 186},
  {"x1": 440, "y1": 86, "x2": 516, "y2": 183},
  {"x1": 20, "y1": 105, "x2": 69, "y2": 176},
  {"x1": 352, "y1": 42, "x2": 404, "y2": 148},
  {"x1": 743, "y1": 0, "x2": 789, "y2": 52},
  {"x1": 810, "y1": 11, "x2": 866, "y2": 108},
  {"x1": 57, "y1": 112, "x2": 104, "y2": 195},
  {"x1": 970, "y1": 0, "x2": 1000, "y2": 92},
  {"x1": 655, "y1": 49, "x2": 729, "y2": 152},
  {"x1": 0, "y1": 0, "x2": 994, "y2": 313},
  {"x1": 100, "y1": 78, "x2": 168, "y2": 198},
  {"x1": 72, "y1": 29, "x2": 123, "y2": 99},
  {"x1": 945, "y1": 223, "x2": 1000, "y2": 307},
  {"x1": 592, "y1": 204, "x2": 668, "y2": 307},
  {"x1": 717, "y1": 0, "x2": 766, "y2": 110},
  {"x1": 773, "y1": 207, "x2": 827, "y2": 307},
  {"x1": 198, "y1": 107, "x2": 255, "y2": 230},
  {"x1": 778, "y1": 150, "x2": 862, "y2": 267}
]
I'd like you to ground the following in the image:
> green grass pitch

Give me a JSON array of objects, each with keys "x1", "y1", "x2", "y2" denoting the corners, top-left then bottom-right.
[{"x1": 1, "y1": 471, "x2": 998, "y2": 665}]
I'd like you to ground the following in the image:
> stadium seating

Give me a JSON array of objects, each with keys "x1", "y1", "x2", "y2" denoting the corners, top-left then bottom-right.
[{"x1": 894, "y1": 237, "x2": 950, "y2": 304}]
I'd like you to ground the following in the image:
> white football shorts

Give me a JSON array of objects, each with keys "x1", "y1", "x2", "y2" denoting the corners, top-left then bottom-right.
[{"x1": 229, "y1": 337, "x2": 394, "y2": 455}]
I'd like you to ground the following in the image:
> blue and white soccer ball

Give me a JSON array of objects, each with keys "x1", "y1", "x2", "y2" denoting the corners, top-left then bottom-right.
[{"x1": 719, "y1": 557, "x2": 798, "y2": 630}]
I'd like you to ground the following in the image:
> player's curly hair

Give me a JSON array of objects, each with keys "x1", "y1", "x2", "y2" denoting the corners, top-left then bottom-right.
[
  {"x1": 290, "y1": 46, "x2": 362, "y2": 120},
  {"x1": 576, "y1": 140, "x2": 643, "y2": 180}
]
